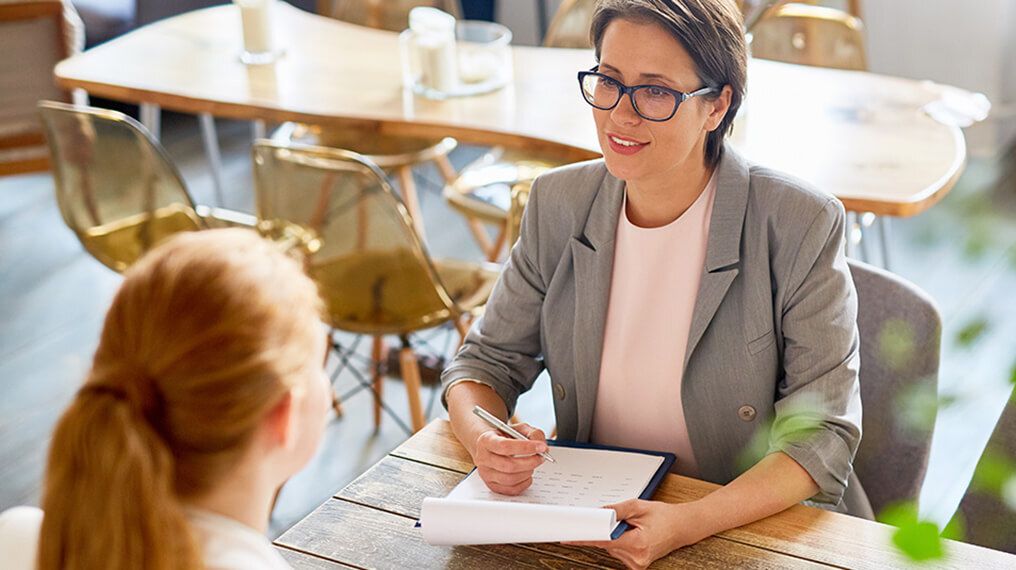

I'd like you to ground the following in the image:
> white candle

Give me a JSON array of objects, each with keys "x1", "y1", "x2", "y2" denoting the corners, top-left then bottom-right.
[{"x1": 235, "y1": 0, "x2": 274, "y2": 55}]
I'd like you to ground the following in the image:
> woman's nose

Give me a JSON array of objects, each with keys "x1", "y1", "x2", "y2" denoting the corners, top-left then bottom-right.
[{"x1": 610, "y1": 92, "x2": 642, "y2": 126}]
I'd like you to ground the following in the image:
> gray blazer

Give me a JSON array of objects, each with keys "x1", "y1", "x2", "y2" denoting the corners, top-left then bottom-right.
[{"x1": 441, "y1": 145, "x2": 867, "y2": 514}]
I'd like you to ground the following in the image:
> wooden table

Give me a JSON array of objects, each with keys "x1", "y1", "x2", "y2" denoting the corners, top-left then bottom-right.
[
  {"x1": 273, "y1": 419, "x2": 1015, "y2": 569},
  {"x1": 53, "y1": 3, "x2": 976, "y2": 218}
]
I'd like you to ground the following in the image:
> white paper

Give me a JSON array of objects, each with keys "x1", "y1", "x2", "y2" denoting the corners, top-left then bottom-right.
[
  {"x1": 420, "y1": 498, "x2": 617, "y2": 545},
  {"x1": 419, "y1": 446, "x2": 664, "y2": 545}
]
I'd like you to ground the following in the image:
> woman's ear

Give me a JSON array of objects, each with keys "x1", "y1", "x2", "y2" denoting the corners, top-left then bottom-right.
[
  {"x1": 705, "y1": 84, "x2": 733, "y2": 132},
  {"x1": 264, "y1": 390, "x2": 296, "y2": 448}
]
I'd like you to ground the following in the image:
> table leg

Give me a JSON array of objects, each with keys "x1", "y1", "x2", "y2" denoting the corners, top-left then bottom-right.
[
  {"x1": 878, "y1": 216, "x2": 893, "y2": 271},
  {"x1": 139, "y1": 102, "x2": 160, "y2": 140},
  {"x1": 199, "y1": 113, "x2": 226, "y2": 207}
]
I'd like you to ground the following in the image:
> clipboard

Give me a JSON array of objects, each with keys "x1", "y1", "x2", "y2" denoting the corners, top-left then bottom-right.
[
  {"x1": 417, "y1": 439, "x2": 675, "y2": 543},
  {"x1": 548, "y1": 439, "x2": 675, "y2": 539}
]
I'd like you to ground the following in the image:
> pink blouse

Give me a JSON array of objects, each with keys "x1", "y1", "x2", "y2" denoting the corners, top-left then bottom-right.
[{"x1": 589, "y1": 173, "x2": 717, "y2": 477}]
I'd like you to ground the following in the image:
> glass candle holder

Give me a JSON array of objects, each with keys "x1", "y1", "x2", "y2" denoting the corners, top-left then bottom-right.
[
  {"x1": 235, "y1": 0, "x2": 283, "y2": 65},
  {"x1": 401, "y1": 20, "x2": 513, "y2": 99}
]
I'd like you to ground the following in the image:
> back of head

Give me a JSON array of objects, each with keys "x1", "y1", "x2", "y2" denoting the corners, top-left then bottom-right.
[{"x1": 38, "y1": 228, "x2": 323, "y2": 570}]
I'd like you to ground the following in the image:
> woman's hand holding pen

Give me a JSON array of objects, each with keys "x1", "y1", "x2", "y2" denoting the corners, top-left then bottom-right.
[{"x1": 473, "y1": 422, "x2": 548, "y2": 496}]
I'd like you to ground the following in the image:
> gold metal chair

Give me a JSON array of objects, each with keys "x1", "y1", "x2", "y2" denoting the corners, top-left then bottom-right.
[
  {"x1": 37, "y1": 101, "x2": 256, "y2": 273},
  {"x1": 1, "y1": 0, "x2": 84, "y2": 176},
  {"x1": 272, "y1": 0, "x2": 464, "y2": 239},
  {"x1": 252, "y1": 140, "x2": 500, "y2": 433},
  {"x1": 749, "y1": 3, "x2": 867, "y2": 71}
]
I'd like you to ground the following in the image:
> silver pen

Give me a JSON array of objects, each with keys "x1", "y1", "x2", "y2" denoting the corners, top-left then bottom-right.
[{"x1": 472, "y1": 405, "x2": 556, "y2": 463}]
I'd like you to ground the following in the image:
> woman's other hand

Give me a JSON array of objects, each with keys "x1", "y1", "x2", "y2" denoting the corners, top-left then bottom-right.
[{"x1": 568, "y1": 499, "x2": 707, "y2": 569}]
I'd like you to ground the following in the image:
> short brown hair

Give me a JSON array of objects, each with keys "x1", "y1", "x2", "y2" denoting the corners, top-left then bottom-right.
[{"x1": 590, "y1": 0, "x2": 747, "y2": 166}]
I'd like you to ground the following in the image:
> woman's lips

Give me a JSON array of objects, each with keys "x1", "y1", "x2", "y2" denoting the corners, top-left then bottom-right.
[{"x1": 606, "y1": 133, "x2": 649, "y2": 155}]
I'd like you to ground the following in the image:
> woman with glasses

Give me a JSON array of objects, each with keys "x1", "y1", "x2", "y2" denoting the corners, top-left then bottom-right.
[{"x1": 442, "y1": 1, "x2": 866, "y2": 567}]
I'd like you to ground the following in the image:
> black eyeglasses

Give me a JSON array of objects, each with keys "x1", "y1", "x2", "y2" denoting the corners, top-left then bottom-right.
[{"x1": 577, "y1": 67, "x2": 718, "y2": 122}]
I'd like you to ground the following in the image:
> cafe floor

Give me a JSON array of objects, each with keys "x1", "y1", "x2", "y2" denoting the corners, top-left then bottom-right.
[{"x1": 1, "y1": 110, "x2": 1013, "y2": 537}]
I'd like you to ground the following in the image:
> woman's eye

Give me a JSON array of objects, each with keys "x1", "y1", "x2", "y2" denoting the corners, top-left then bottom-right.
[
  {"x1": 646, "y1": 87, "x2": 668, "y2": 97},
  {"x1": 601, "y1": 76, "x2": 620, "y2": 88}
]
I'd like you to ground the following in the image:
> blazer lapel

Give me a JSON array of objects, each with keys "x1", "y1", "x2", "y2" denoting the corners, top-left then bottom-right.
[
  {"x1": 571, "y1": 172, "x2": 624, "y2": 442},
  {"x1": 684, "y1": 146, "x2": 751, "y2": 370}
]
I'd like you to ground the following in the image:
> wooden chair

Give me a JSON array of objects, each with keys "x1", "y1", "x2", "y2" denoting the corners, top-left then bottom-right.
[
  {"x1": 542, "y1": 0, "x2": 596, "y2": 49},
  {"x1": 252, "y1": 140, "x2": 500, "y2": 433},
  {"x1": 316, "y1": 0, "x2": 460, "y2": 32},
  {"x1": 0, "y1": 0, "x2": 84, "y2": 176},
  {"x1": 749, "y1": 3, "x2": 867, "y2": 71}
]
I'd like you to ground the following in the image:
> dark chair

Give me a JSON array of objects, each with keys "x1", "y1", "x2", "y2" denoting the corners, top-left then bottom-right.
[
  {"x1": 954, "y1": 393, "x2": 1016, "y2": 553},
  {"x1": 848, "y1": 259, "x2": 941, "y2": 517}
]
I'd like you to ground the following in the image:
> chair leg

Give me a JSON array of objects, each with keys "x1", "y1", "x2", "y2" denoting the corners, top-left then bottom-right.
[
  {"x1": 396, "y1": 166, "x2": 427, "y2": 240},
  {"x1": 199, "y1": 113, "x2": 227, "y2": 208},
  {"x1": 372, "y1": 336, "x2": 384, "y2": 430},
  {"x1": 399, "y1": 344, "x2": 427, "y2": 433},
  {"x1": 252, "y1": 119, "x2": 267, "y2": 141},
  {"x1": 433, "y1": 153, "x2": 458, "y2": 184},
  {"x1": 465, "y1": 217, "x2": 495, "y2": 258},
  {"x1": 488, "y1": 223, "x2": 509, "y2": 262},
  {"x1": 331, "y1": 391, "x2": 344, "y2": 417},
  {"x1": 454, "y1": 316, "x2": 472, "y2": 348}
]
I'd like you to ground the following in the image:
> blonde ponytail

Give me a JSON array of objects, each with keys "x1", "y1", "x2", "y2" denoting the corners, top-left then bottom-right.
[{"x1": 38, "y1": 228, "x2": 323, "y2": 570}]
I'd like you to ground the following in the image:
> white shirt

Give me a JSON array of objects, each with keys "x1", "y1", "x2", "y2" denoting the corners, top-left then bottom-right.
[{"x1": 0, "y1": 506, "x2": 291, "y2": 570}]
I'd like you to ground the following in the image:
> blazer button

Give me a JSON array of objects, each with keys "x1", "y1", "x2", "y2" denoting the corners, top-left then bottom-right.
[
  {"x1": 738, "y1": 405, "x2": 757, "y2": 422},
  {"x1": 554, "y1": 383, "x2": 566, "y2": 401}
]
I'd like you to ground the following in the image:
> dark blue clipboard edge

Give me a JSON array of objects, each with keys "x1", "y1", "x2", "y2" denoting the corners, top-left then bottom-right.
[
  {"x1": 548, "y1": 439, "x2": 675, "y2": 540},
  {"x1": 414, "y1": 440, "x2": 675, "y2": 541}
]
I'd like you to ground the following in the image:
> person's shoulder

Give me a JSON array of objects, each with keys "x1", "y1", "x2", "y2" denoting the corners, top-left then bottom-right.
[
  {"x1": 746, "y1": 163, "x2": 843, "y2": 230},
  {"x1": 531, "y1": 158, "x2": 610, "y2": 203}
]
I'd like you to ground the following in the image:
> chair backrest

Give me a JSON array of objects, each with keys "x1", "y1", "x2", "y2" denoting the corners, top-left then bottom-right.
[
  {"x1": 848, "y1": 259, "x2": 941, "y2": 516},
  {"x1": 955, "y1": 393, "x2": 1016, "y2": 553},
  {"x1": 749, "y1": 3, "x2": 867, "y2": 71},
  {"x1": 37, "y1": 101, "x2": 204, "y2": 273},
  {"x1": 0, "y1": 506, "x2": 43, "y2": 570},
  {"x1": 0, "y1": 0, "x2": 84, "y2": 174},
  {"x1": 252, "y1": 140, "x2": 460, "y2": 334},
  {"x1": 543, "y1": 0, "x2": 596, "y2": 48},
  {"x1": 316, "y1": 0, "x2": 460, "y2": 32}
]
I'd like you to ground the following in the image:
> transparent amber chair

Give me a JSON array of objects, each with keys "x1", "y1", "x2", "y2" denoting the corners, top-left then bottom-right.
[
  {"x1": 274, "y1": 0, "x2": 464, "y2": 239},
  {"x1": 37, "y1": 101, "x2": 255, "y2": 273},
  {"x1": 252, "y1": 140, "x2": 499, "y2": 433},
  {"x1": 749, "y1": 3, "x2": 867, "y2": 71}
]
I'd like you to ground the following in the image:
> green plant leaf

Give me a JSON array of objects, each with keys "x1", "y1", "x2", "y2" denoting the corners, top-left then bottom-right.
[
  {"x1": 955, "y1": 318, "x2": 990, "y2": 348},
  {"x1": 879, "y1": 502, "x2": 947, "y2": 562}
]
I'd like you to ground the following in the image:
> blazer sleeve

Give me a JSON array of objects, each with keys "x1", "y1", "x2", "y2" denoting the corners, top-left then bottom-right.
[
  {"x1": 769, "y1": 197, "x2": 863, "y2": 506},
  {"x1": 439, "y1": 177, "x2": 548, "y2": 415}
]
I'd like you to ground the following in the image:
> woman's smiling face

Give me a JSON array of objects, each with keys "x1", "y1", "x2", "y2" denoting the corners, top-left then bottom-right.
[{"x1": 592, "y1": 18, "x2": 730, "y2": 185}]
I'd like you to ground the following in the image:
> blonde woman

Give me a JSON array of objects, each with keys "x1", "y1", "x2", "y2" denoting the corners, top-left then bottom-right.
[{"x1": 0, "y1": 228, "x2": 330, "y2": 570}]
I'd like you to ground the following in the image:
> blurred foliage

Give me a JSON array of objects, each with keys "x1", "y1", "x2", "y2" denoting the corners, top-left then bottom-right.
[
  {"x1": 896, "y1": 381, "x2": 956, "y2": 436},
  {"x1": 880, "y1": 502, "x2": 947, "y2": 562},
  {"x1": 955, "y1": 317, "x2": 990, "y2": 348},
  {"x1": 969, "y1": 448, "x2": 1016, "y2": 497},
  {"x1": 878, "y1": 319, "x2": 916, "y2": 372}
]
